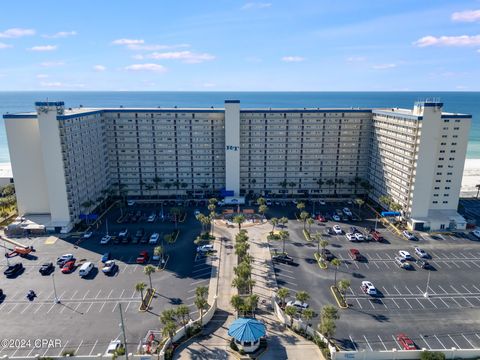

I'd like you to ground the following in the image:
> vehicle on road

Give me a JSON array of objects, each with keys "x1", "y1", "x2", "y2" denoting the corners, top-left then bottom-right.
[
  {"x1": 394, "y1": 257, "x2": 413, "y2": 269},
  {"x1": 100, "y1": 235, "x2": 112, "y2": 245},
  {"x1": 79, "y1": 262, "x2": 94, "y2": 277},
  {"x1": 398, "y1": 250, "x2": 413, "y2": 260},
  {"x1": 349, "y1": 248, "x2": 363, "y2": 261},
  {"x1": 417, "y1": 259, "x2": 432, "y2": 269},
  {"x1": 265, "y1": 200, "x2": 272, "y2": 206},
  {"x1": 56, "y1": 254, "x2": 74, "y2": 266},
  {"x1": 194, "y1": 210, "x2": 201, "y2": 217},
  {"x1": 136, "y1": 251, "x2": 149, "y2": 264},
  {"x1": 414, "y1": 247, "x2": 429, "y2": 258},
  {"x1": 272, "y1": 254, "x2": 294, "y2": 265},
  {"x1": 350, "y1": 226, "x2": 359, "y2": 234},
  {"x1": 119, "y1": 229, "x2": 129, "y2": 237},
  {"x1": 149, "y1": 233, "x2": 160, "y2": 244},
  {"x1": 472, "y1": 229, "x2": 480, "y2": 238},
  {"x1": 127, "y1": 200, "x2": 135, "y2": 206},
  {"x1": 396, "y1": 333, "x2": 416, "y2": 350},
  {"x1": 147, "y1": 213, "x2": 156, "y2": 222},
  {"x1": 361, "y1": 281, "x2": 377, "y2": 296},
  {"x1": 317, "y1": 215, "x2": 326, "y2": 222},
  {"x1": 320, "y1": 249, "x2": 334, "y2": 261},
  {"x1": 286, "y1": 300, "x2": 309, "y2": 310},
  {"x1": 197, "y1": 244, "x2": 214, "y2": 253},
  {"x1": 83, "y1": 231, "x2": 93, "y2": 239},
  {"x1": 402, "y1": 230, "x2": 416, "y2": 241},
  {"x1": 105, "y1": 340, "x2": 122, "y2": 357},
  {"x1": 369, "y1": 229, "x2": 384, "y2": 242},
  {"x1": 61, "y1": 260, "x2": 76, "y2": 273},
  {"x1": 102, "y1": 260, "x2": 117, "y2": 275},
  {"x1": 324, "y1": 227, "x2": 334, "y2": 235},
  {"x1": 346, "y1": 233, "x2": 356, "y2": 241},
  {"x1": 4, "y1": 263, "x2": 23, "y2": 277},
  {"x1": 39, "y1": 262, "x2": 54, "y2": 275},
  {"x1": 333, "y1": 225, "x2": 342, "y2": 234},
  {"x1": 332, "y1": 214, "x2": 341, "y2": 222},
  {"x1": 343, "y1": 207, "x2": 352, "y2": 217},
  {"x1": 354, "y1": 233, "x2": 365, "y2": 241}
]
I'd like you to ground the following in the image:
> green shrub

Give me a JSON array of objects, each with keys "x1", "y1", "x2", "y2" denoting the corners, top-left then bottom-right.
[
  {"x1": 230, "y1": 339, "x2": 239, "y2": 351},
  {"x1": 61, "y1": 349, "x2": 75, "y2": 357},
  {"x1": 420, "y1": 351, "x2": 446, "y2": 360}
]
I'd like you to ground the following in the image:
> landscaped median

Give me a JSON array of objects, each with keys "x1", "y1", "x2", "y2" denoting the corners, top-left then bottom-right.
[
  {"x1": 330, "y1": 286, "x2": 348, "y2": 309},
  {"x1": 139, "y1": 288, "x2": 156, "y2": 312},
  {"x1": 313, "y1": 252, "x2": 328, "y2": 269},
  {"x1": 303, "y1": 229, "x2": 312, "y2": 241}
]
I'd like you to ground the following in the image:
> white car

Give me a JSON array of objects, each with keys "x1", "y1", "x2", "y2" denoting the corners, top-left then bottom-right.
[
  {"x1": 472, "y1": 229, "x2": 480, "y2": 239},
  {"x1": 56, "y1": 254, "x2": 74, "y2": 265},
  {"x1": 361, "y1": 281, "x2": 377, "y2": 295},
  {"x1": 286, "y1": 300, "x2": 309, "y2": 310},
  {"x1": 105, "y1": 340, "x2": 122, "y2": 357},
  {"x1": 414, "y1": 247, "x2": 428, "y2": 258},
  {"x1": 346, "y1": 233, "x2": 356, "y2": 241},
  {"x1": 332, "y1": 214, "x2": 341, "y2": 222},
  {"x1": 354, "y1": 233, "x2": 365, "y2": 241},
  {"x1": 78, "y1": 262, "x2": 94, "y2": 277},
  {"x1": 127, "y1": 200, "x2": 135, "y2": 206},
  {"x1": 100, "y1": 235, "x2": 112, "y2": 245},
  {"x1": 266, "y1": 200, "x2": 272, "y2": 206},
  {"x1": 194, "y1": 210, "x2": 201, "y2": 217},
  {"x1": 402, "y1": 230, "x2": 416, "y2": 240},
  {"x1": 319, "y1": 200, "x2": 326, "y2": 205},
  {"x1": 333, "y1": 225, "x2": 342, "y2": 235},
  {"x1": 398, "y1": 250, "x2": 413, "y2": 260},
  {"x1": 343, "y1": 207, "x2": 352, "y2": 217},
  {"x1": 83, "y1": 231, "x2": 93, "y2": 239},
  {"x1": 119, "y1": 228, "x2": 128, "y2": 237},
  {"x1": 197, "y1": 244, "x2": 214, "y2": 253},
  {"x1": 147, "y1": 213, "x2": 156, "y2": 222},
  {"x1": 102, "y1": 260, "x2": 116, "y2": 274},
  {"x1": 149, "y1": 233, "x2": 160, "y2": 244}
]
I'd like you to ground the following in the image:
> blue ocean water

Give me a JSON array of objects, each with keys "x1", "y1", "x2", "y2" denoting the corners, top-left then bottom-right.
[{"x1": 0, "y1": 91, "x2": 479, "y2": 163}]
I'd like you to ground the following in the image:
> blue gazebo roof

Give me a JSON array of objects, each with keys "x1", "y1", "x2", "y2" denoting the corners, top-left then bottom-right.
[{"x1": 228, "y1": 318, "x2": 266, "y2": 343}]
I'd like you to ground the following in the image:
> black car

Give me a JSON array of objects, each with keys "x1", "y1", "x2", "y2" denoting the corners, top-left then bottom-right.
[
  {"x1": 4, "y1": 263, "x2": 23, "y2": 277},
  {"x1": 39, "y1": 262, "x2": 54, "y2": 275},
  {"x1": 350, "y1": 226, "x2": 359, "y2": 234},
  {"x1": 417, "y1": 259, "x2": 432, "y2": 269},
  {"x1": 324, "y1": 227, "x2": 334, "y2": 235},
  {"x1": 140, "y1": 233, "x2": 149, "y2": 244},
  {"x1": 272, "y1": 254, "x2": 294, "y2": 265},
  {"x1": 121, "y1": 235, "x2": 131, "y2": 244},
  {"x1": 321, "y1": 249, "x2": 335, "y2": 261}
]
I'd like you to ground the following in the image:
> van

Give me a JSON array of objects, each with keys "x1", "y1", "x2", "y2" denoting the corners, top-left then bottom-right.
[{"x1": 79, "y1": 262, "x2": 94, "y2": 277}]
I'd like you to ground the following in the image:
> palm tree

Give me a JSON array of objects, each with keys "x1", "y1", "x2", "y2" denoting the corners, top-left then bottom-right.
[
  {"x1": 307, "y1": 217, "x2": 314, "y2": 233},
  {"x1": 195, "y1": 292, "x2": 209, "y2": 326},
  {"x1": 297, "y1": 202, "x2": 305, "y2": 212},
  {"x1": 233, "y1": 214, "x2": 246, "y2": 230},
  {"x1": 169, "y1": 207, "x2": 183, "y2": 229},
  {"x1": 145, "y1": 184, "x2": 154, "y2": 200},
  {"x1": 163, "y1": 182, "x2": 172, "y2": 195},
  {"x1": 301, "y1": 308, "x2": 315, "y2": 330},
  {"x1": 258, "y1": 204, "x2": 268, "y2": 219},
  {"x1": 139, "y1": 179, "x2": 146, "y2": 196},
  {"x1": 336, "y1": 178, "x2": 345, "y2": 193},
  {"x1": 195, "y1": 286, "x2": 208, "y2": 300},
  {"x1": 288, "y1": 182, "x2": 297, "y2": 196},
  {"x1": 277, "y1": 288, "x2": 290, "y2": 308},
  {"x1": 279, "y1": 216, "x2": 288, "y2": 228},
  {"x1": 230, "y1": 295, "x2": 245, "y2": 318},
  {"x1": 278, "y1": 230, "x2": 289, "y2": 254},
  {"x1": 245, "y1": 294, "x2": 259, "y2": 318},
  {"x1": 279, "y1": 180, "x2": 288, "y2": 195},
  {"x1": 354, "y1": 198, "x2": 365, "y2": 218},
  {"x1": 135, "y1": 282, "x2": 147, "y2": 308},
  {"x1": 175, "y1": 305, "x2": 190, "y2": 327},
  {"x1": 256, "y1": 197, "x2": 266, "y2": 206},
  {"x1": 160, "y1": 308, "x2": 177, "y2": 325},
  {"x1": 144, "y1": 265, "x2": 156, "y2": 290},
  {"x1": 270, "y1": 217, "x2": 279, "y2": 233},
  {"x1": 337, "y1": 279, "x2": 351, "y2": 300},
  {"x1": 154, "y1": 246, "x2": 164, "y2": 264},
  {"x1": 331, "y1": 258, "x2": 342, "y2": 286},
  {"x1": 209, "y1": 211, "x2": 217, "y2": 236},
  {"x1": 316, "y1": 179, "x2": 324, "y2": 194},
  {"x1": 295, "y1": 291, "x2": 310, "y2": 304},
  {"x1": 319, "y1": 239, "x2": 329, "y2": 257},
  {"x1": 196, "y1": 213, "x2": 209, "y2": 233},
  {"x1": 319, "y1": 304, "x2": 339, "y2": 341},
  {"x1": 161, "y1": 321, "x2": 177, "y2": 344},
  {"x1": 232, "y1": 276, "x2": 247, "y2": 294},
  {"x1": 300, "y1": 211, "x2": 310, "y2": 230},
  {"x1": 378, "y1": 195, "x2": 392, "y2": 209},
  {"x1": 285, "y1": 305, "x2": 297, "y2": 328}
]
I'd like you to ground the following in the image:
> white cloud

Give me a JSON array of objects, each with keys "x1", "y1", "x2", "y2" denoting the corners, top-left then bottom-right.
[
  {"x1": 29, "y1": 45, "x2": 57, "y2": 52},
  {"x1": 0, "y1": 28, "x2": 35, "y2": 38},
  {"x1": 242, "y1": 2, "x2": 272, "y2": 10},
  {"x1": 346, "y1": 56, "x2": 366, "y2": 62},
  {"x1": 36, "y1": 74, "x2": 49, "y2": 79},
  {"x1": 124, "y1": 63, "x2": 167, "y2": 72},
  {"x1": 147, "y1": 51, "x2": 215, "y2": 63},
  {"x1": 112, "y1": 38, "x2": 144, "y2": 45},
  {"x1": 452, "y1": 10, "x2": 480, "y2": 22},
  {"x1": 40, "y1": 82, "x2": 85, "y2": 89},
  {"x1": 43, "y1": 31, "x2": 77, "y2": 38},
  {"x1": 414, "y1": 34, "x2": 480, "y2": 47},
  {"x1": 127, "y1": 43, "x2": 190, "y2": 51},
  {"x1": 371, "y1": 63, "x2": 396, "y2": 69},
  {"x1": 40, "y1": 61, "x2": 65, "y2": 67},
  {"x1": 281, "y1": 56, "x2": 305, "y2": 62},
  {"x1": 132, "y1": 54, "x2": 144, "y2": 60},
  {"x1": 203, "y1": 83, "x2": 216, "y2": 88},
  {"x1": 0, "y1": 42, "x2": 12, "y2": 49},
  {"x1": 40, "y1": 81, "x2": 63, "y2": 88},
  {"x1": 93, "y1": 65, "x2": 107, "y2": 72}
]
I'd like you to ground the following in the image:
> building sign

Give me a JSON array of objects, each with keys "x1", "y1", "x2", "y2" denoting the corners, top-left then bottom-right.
[{"x1": 226, "y1": 145, "x2": 240, "y2": 151}]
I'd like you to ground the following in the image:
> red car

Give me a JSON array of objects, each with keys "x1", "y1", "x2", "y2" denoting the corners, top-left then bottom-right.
[
  {"x1": 396, "y1": 333, "x2": 416, "y2": 350},
  {"x1": 61, "y1": 260, "x2": 76, "y2": 273},
  {"x1": 349, "y1": 248, "x2": 362, "y2": 261},
  {"x1": 317, "y1": 215, "x2": 327, "y2": 222},
  {"x1": 136, "y1": 251, "x2": 149, "y2": 264}
]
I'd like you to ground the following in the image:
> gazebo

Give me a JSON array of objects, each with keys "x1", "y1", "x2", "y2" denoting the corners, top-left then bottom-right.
[{"x1": 228, "y1": 318, "x2": 266, "y2": 353}]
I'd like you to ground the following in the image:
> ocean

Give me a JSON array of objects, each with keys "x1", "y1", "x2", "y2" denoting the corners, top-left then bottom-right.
[{"x1": 1, "y1": 91, "x2": 479, "y2": 164}]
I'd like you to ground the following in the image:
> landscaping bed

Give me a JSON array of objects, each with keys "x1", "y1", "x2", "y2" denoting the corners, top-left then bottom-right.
[
  {"x1": 330, "y1": 286, "x2": 348, "y2": 309},
  {"x1": 139, "y1": 288, "x2": 156, "y2": 312},
  {"x1": 313, "y1": 252, "x2": 328, "y2": 269}
]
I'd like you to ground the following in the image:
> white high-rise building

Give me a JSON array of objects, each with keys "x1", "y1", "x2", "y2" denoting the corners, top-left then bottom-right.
[{"x1": 4, "y1": 100, "x2": 470, "y2": 232}]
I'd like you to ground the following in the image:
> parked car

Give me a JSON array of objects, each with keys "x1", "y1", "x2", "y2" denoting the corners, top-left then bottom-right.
[
  {"x1": 414, "y1": 247, "x2": 429, "y2": 258},
  {"x1": 119, "y1": 229, "x2": 129, "y2": 237},
  {"x1": 361, "y1": 281, "x2": 377, "y2": 296},
  {"x1": 332, "y1": 214, "x2": 341, "y2": 222},
  {"x1": 286, "y1": 300, "x2": 309, "y2": 310},
  {"x1": 197, "y1": 244, "x2": 214, "y2": 253},
  {"x1": 472, "y1": 229, "x2": 480, "y2": 238},
  {"x1": 333, "y1": 225, "x2": 342, "y2": 235},
  {"x1": 194, "y1": 210, "x2": 201, "y2": 217},
  {"x1": 100, "y1": 235, "x2": 112, "y2": 245},
  {"x1": 39, "y1": 262, "x2": 54, "y2": 275},
  {"x1": 127, "y1": 200, "x2": 135, "y2": 206},
  {"x1": 402, "y1": 230, "x2": 416, "y2": 241},
  {"x1": 101, "y1": 252, "x2": 112, "y2": 263},
  {"x1": 317, "y1": 215, "x2": 327, "y2": 222},
  {"x1": 343, "y1": 207, "x2": 353, "y2": 217},
  {"x1": 349, "y1": 248, "x2": 363, "y2": 261},
  {"x1": 394, "y1": 257, "x2": 413, "y2": 269},
  {"x1": 102, "y1": 260, "x2": 117, "y2": 275},
  {"x1": 319, "y1": 200, "x2": 326, "y2": 205},
  {"x1": 396, "y1": 333, "x2": 417, "y2": 350},
  {"x1": 61, "y1": 260, "x2": 76, "y2": 273},
  {"x1": 346, "y1": 233, "x2": 356, "y2": 241},
  {"x1": 136, "y1": 251, "x2": 149, "y2": 264},
  {"x1": 4, "y1": 263, "x2": 23, "y2": 277},
  {"x1": 321, "y1": 249, "x2": 334, "y2": 261},
  {"x1": 272, "y1": 254, "x2": 294, "y2": 265},
  {"x1": 83, "y1": 231, "x2": 93, "y2": 239},
  {"x1": 147, "y1": 213, "x2": 156, "y2": 222},
  {"x1": 121, "y1": 235, "x2": 131, "y2": 244},
  {"x1": 56, "y1": 254, "x2": 74, "y2": 266},
  {"x1": 354, "y1": 233, "x2": 365, "y2": 242},
  {"x1": 149, "y1": 233, "x2": 160, "y2": 245},
  {"x1": 370, "y1": 230, "x2": 384, "y2": 242},
  {"x1": 398, "y1": 250, "x2": 413, "y2": 260},
  {"x1": 265, "y1": 200, "x2": 272, "y2": 206},
  {"x1": 105, "y1": 340, "x2": 122, "y2": 357},
  {"x1": 140, "y1": 233, "x2": 149, "y2": 244},
  {"x1": 324, "y1": 227, "x2": 334, "y2": 235},
  {"x1": 350, "y1": 226, "x2": 359, "y2": 234},
  {"x1": 79, "y1": 262, "x2": 94, "y2": 277},
  {"x1": 417, "y1": 259, "x2": 432, "y2": 269}
]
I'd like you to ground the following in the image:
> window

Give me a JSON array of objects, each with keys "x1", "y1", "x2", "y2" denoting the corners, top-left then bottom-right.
[
  {"x1": 438, "y1": 165, "x2": 443, "y2": 168},
  {"x1": 441, "y1": 142, "x2": 446, "y2": 145},
  {"x1": 443, "y1": 201, "x2": 448, "y2": 204},
  {"x1": 450, "y1": 150, "x2": 456, "y2": 153},
  {"x1": 453, "y1": 135, "x2": 458, "y2": 138},
  {"x1": 449, "y1": 158, "x2": 455, "y2": 161},
  {"x1": 446, "y1": 179, "x2": 451, "y2": 183},
  {"x1": 436, "y1": 180, "x2": 441, "y2": 183},
  {"x1": 442, "y1": 135, "x2": 447, "y2": 138},
  {"x1": 443, "y1": 119, "x2": 450, "y2": 123},
  {"x1": 451, "y1": 143, "x2": 457, "y2": 146},
  {"x1": 436, "y1": 172, "x2": 442, "y2": 175},
  {"x1": 433, "y1": 194, "x2": 439, "y2": 197},
  {"x1": 443, "y1": 127, "x2": 448, "y2": 130},
  {"x1": 444, "y1": 194, "x2": 449, "y2": 197},
  {"x1": 434, "y1": 187, "x2": 440, "y2": 190},
  {"x1": 440, "y1": 150, "x2": 445, "y2": 153},
  {"x1": 447, "y1": 172, "x2": 452, "y2": 175},
  {"x1": 438, "y1": 158, "x2": 444, "y2": 161},
  {"x1": 433, "y1": 201, "x2": 438, "y2": 204},
  {"x1": 454, "y1": 127, "x2": 459, "y2": 130},
  {"x1": 445, "y1": 187, "x2": 450, "y2": 190}
]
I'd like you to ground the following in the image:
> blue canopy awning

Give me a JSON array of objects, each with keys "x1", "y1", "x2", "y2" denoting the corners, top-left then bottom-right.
[{"x1": 228, "y1": 318, "x2": 266, "y2": 343}]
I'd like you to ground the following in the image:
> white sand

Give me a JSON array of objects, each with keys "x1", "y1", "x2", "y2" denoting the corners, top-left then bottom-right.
[{"x1": 0, "y1": 160, "x2": 479, "y2": 197}]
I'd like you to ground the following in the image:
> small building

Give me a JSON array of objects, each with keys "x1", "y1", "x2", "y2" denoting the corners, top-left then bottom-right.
[{"x1": 228, "y1": 317, "x2": 266, "y2": 353}]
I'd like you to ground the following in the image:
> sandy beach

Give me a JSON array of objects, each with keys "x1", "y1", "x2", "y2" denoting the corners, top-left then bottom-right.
[{"x1": 0, "y1": 161, "x2": 478, "y2": 197}]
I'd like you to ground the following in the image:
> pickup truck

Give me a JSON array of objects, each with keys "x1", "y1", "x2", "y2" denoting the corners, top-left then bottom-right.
[{"x1": 369, "y1": 230, "x2": 384, "y2": 242}]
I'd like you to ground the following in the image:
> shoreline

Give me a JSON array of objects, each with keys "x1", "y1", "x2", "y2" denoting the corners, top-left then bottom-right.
[{"x1": 0, "y1": 160, "x2": 479, "y2": 197}]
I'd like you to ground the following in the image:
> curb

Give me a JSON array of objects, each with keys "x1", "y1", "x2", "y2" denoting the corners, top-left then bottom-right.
[
  {"x1": 303, "y1": 229, "x2": 312, "y2": 241},
  {"x1": 139, "y1": 288, "x2": 156, "y2": 312},
  {"x1": 314, "y1": 252, "x2": 328, "y2": 269},
  {"x1": 330, "y1": 286, "x2": 348, "y2": 309}
]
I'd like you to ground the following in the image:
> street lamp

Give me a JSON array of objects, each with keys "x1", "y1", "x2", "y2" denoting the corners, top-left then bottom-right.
[{"x1": 52, "y1": 273, "x2": 61, "y2": 304}]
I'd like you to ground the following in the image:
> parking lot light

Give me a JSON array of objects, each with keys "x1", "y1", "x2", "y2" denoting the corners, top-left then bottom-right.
[
  {"x1": 52, "y1": 273, "x2": 61, "y2": 304},
  {"x1": 423, "y1": 271, "x2": 431, "y2": 298}
]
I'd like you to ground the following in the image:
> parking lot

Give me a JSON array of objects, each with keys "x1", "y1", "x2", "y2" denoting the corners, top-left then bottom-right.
[
  {"x1": 0, "y1": 203, "x2": 210, "y2": 357},
  {"x1": 267, "y1": 200, "x2": 480, "y2": 352}
]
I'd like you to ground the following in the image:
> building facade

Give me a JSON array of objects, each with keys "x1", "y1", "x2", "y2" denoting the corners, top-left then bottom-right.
[{"x1": 4, "y1": 100, "x2": 470, "y2": 232}]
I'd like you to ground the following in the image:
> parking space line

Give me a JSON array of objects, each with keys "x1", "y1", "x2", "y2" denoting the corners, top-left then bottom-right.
[
  {"x1": 381, "y1": 261, "x2": 390, "y2": 269},
  {"x1": 414, "y1": 298, "x2": 425, "y2": 309},
  {"x1": 190, "y1": 279, "x2": 210, "y2": 286},
  {"x1": 57, "y1": 340, "x2": 69, "y2": 357},
  {"x1": 450, "y1": 297, "x2": 463, "y2": 308},
  {"x1": 393, "y1": 286, "x2": 401, "y2": 295},
  {"x1": 438, "y1": 285, "x2": 448, "y2": 294},
  {"x1": 34, "y1": 302, "x2": 46, "y2": 314},
  {"x1": 448, "y1": 335, "x2": 460, "y2": 348},
  {"x1": 20, "y1": 303, "x2": 32, "y2": 314},
  {"x1": 125, "y1": 301, "x2": 131, "y2": 312},
  {"x1": 461, "y1": 261, "x2": 472, "y2": 268},
  {"x1": 471, "y1": 262, "x2": 480, "y2": 269},
  {"x1": 384, "y1": 253, "x2": 392, "y2": 260},
  {"x1": 420, "y1": 334, "x2": 431, "y2": 350},
  {"x1": 381, "y1": 287, "x2": 389, "y2": 295},
  {"x1": 122, "y1": 265, "x2": 128, "y2": 273},
  {"x1": 426, "y1": 298, "x2": 438, "y2": 308},
  {"x1": 364, "y1": 263, "x2": 369, "y2": 269},
  {"x1": 462, "y1": 334, "x2": 476, "y2": 349},
  {"x1": 112, "y1": 301, "x2": 119, "y2": 312},
  {"x1": 363, "y1": 335, "x2": 373, "y2": 351},
  {"x1": 378, "y1": 335, "x2": 388, "y2": 351},
  {"x1": 354, "y1": 299, "x2": 362, "y2": 309},
  {"x1": 94, "y1": 289, "x2": 102, "y2": 299},
  {"x1": 459, "y1": 252, "x2": 468, "y2": 259},
  {"x1": 438, "y1": 298, "x2": 450, "y2": 308},
  {"x1": 390, "y1": 298, "x2": 401, "y2": 309},
  {"x1": 404, "y1": 286, "x2": 414, "y2": 295},
  {"x1": 442, "y1": 262, "x2": 453, "y2": 269},
  {"x1": 83, "y1": 290, "x2": 90, "y2": 300},
  {"x1": 416, "y1": 285, "x2": 425, "y2": 294},
  {"x1": 89, "y1": 340, "x2": 98, "y2": 355},
  {"x1": 403, "y1": 298, "x2": 413, "y2": 309},
  {"x1": 450, "y1": 285, "x2": 460, "y2": 294},
  {"x1": 462, "y1": 285, "x2": 472, "y2": 294},
  {"x1": 473, "y1": 285, "x2": 480, "y2": 292},
  {"x1": 391, "y1": 335, "x2": 401, "y2": 350},
  {"x1": 69, "y1": 290, "x2": 79, "y2": 299},
  {"x1": 26, "y1": 345, "x2": 36, "y2": 357},
  {"x1": 349, "y1": 336, "x2": 358, "y2": 351},
  {"x1": 7, "y1": 303, "x2": 19, "y2": 314},
  {"x1": 75, "y1": 340, "x2": 84, "y2": 356},
  {"x1": 85, "y1": 302, "x2": 94, "y2": 313}
]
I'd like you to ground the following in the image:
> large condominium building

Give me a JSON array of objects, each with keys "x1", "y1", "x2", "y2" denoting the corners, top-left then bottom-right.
[{"x1": 4, "y1": 100, "x2": 470, "y2": 233}]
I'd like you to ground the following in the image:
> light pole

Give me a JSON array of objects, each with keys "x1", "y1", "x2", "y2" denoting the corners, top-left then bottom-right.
[
  {"x1": 119, "y1": 303, "x2": 128, "y2": 360},
  {"x1": 52, "y1": 273, "x2": 60, "y2": 304},
  {"x1": 374, "y1": 217, "x2": 378, "y2": 231},
  {"x1": 3, "y1": 239, "x2": 10, "y2": 267},
  {"x1": 423, "y1": 270, "x2": 431, "y2": 298}
]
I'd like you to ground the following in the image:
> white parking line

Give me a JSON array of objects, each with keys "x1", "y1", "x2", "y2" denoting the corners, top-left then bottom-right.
[
  {"x1": 34, "y1": 302, "x2": 46, "y2": 314},
  {"x1": 384, "y1": 253, "x2": 392, "y2": 260},
  {"x1": 463, "y1": 297, "x2": 474, "y2": 307},
  {"x1": 85, "y1": 302, "x2": 94, "y2": 313},
  {"x1": 450, "y1": 297, "x2": 463, "y2": 308},
  {"x1": 20, "y1": 303, "x2": 32, "y2": 314},
  {"x1": 404, "y1": 286, "x2": 414, "y2": 295},
  {"x1": 69, "y1": 290, "x2": 79, "y2": 299},
  {"x1": 364, "y1": 263, "x2": 369, "y2": 269},
  {"x1": 192, "y1": 266, "x2": 212, "y2": 274},
  {"x1": 83, "y1": 290, "x2": 90, "y2": 300},
  {"x1": 363, "y1": 335, "x2": 373, "y2": 351},
  {"x1": 382, "y1": 287, "x2": 390, "y2": 295},
  {"x1": 390, "y1": 298, "x2": 401, "y2": 309},
  {"x1": 450, "y1": 285, "x2": 460, "y2": 294},
  {"x1": 472, "y1": 285, "x2": 480, "y2": 293},
  {"x1": 190, "y1": 279, "x2": 209, "y2": 286},
  {"x1": 438, "y1": 285, "x2": 448, "y2": 294},
  {"x1": 403, "y1": 298, "x2": 413, "y2": 309},
  {"x1": 94, "y1": 289, "x2": 102, "y2": 299},
  {"x1": 414, "y1": 298, "x2": 425, "y2": 309},
  {"x1": 420, "y1": 334, "x2": 431, "y2": 349},
  {"x1": 7, "y1": 303, "x2": 19, "y2": 314},
  {"x1": 426, "y1": 298, "x2": 438, "y2": 309},
  {"x1": 112, "y1": 302, "x2": 119, "y2": 312},
  {"x1": 462, "y1": 285, "x2": 472, "y2": 294},
  {"x1": 471, "y1": 262, "x2": 480, "y2": 269},
  {"x1": 391, "y1": 335, "x2": 401, "y2": 349},
  {"x1": 355, "y1": 299, "x2": 362, "y2": 309},
  {"x1": 393, "y1": 286, "x2": 401, "y2": 295},
  {"x1": 57, "y1": 340, "x2": 69, "y2": 356},
  {"x1": 459, "y1": 252, "x2": 468, "y2": 259},
  {"x1": 75, "y1": 340, "x2": 84, "y2": 355},
  {"x1": 89, "y1": 340, "x2": 98, "y2": 355},
  {"x1": 462, "y1": 334, "x2": 475, "y2": 349},
  {"x1": 125, "y1": 301, "x2": 132, "y2": 312},
  {"x1": 349, "y1": 335, "x2": 358, "y2": 351},
  {"x1": 378, "y1": 335, "x2": 388, "y2": 351},
  {"x1": 448, "y1": 335, "x2": 460, "y2": 348},
  {"x1": 438, "y1": 298, "x2": 450, "y2": 308}
]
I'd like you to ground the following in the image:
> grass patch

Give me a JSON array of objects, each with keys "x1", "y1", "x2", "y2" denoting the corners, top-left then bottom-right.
[
  {"x1": 330, "y1": 285, "x2": 348, "y2": 309},
  {"x1": 194, "y1": 232, "x2": 215, "y2": 244},
  {"x1": 314, "y1": 252, "x2": 328, "y2": 269},
  {"x1": 303, "y1": 229, "x2": 312, "y2": 241}
]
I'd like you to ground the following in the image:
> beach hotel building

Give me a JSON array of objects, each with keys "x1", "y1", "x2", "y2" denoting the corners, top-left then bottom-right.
[{"x1": 3, "y1": 100, "x2": 471, "y2": 233}]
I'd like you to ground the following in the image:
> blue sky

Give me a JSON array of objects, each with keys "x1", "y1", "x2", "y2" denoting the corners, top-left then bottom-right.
[{"x1": 0, "y1": 0, "x2": 479, "y2": 91}]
